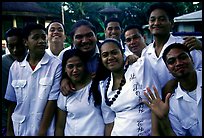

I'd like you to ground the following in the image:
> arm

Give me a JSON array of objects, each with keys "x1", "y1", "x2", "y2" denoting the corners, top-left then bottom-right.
[
  {"x1": 183, "y1": 36, "x2": 202, "y2": 51},
  {"x1": 60, "y1": 78, "x2": 76, "y2": 96},
  {"x1": 104, "y1": 122, "x2": 114, "y2": 136},
  {"x1": 38, "y1": 100, "x2": 57, "y2": 136},
  {"x1": 124, "y1": 54, "x2": 139, "y2": 66},
  {"x1": 55, "y1": 108, "x2": 66, "y2": 136},
  {"x1": 162, "y1": 79, "x2": 178, "y2": 101},
  {"x1": 6, "y1": 101, "x2": 16, "y2": 136}
]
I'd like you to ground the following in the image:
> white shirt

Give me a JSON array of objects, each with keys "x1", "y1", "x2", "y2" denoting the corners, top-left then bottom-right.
[
  {"x1": 142, "y1": 34, "x2": 202, "y2": 88},
  {"x1": 168, "y1": 70, "x2": 202, "y2": 136},
  {"x1": 100, "y1": 57, "x2": 161, "y2": 136},
  {"x1": 4, "y1": 52, "x2": 62, "y2": 136},
  {"x1": 57, "y1": 81, "x2": 105, "y2": 136}
]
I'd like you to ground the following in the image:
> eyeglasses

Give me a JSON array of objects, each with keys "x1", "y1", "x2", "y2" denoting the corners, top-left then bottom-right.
[
  {"x1": 166, "y1": 52, "x2": 190, "y2": 65},
  {"x1": 125, "y1": 34, "x2": 141, "y2": 43}
]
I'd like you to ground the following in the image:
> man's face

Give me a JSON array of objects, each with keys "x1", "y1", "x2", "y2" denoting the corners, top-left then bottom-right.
[
  {"x1": 165, "y1": 48, "x2": 194, "y2": 79},
  {"x1": 148, "y1": 9, "x2": 173, "y2": 37},
  {"x1": 124, "y1": 28, "x2": 146, "y2": 57},
  {"x1": 7, "y1": 36, "x2": 26, "y2": 61},
  {"x1": 105, "y1": 22, "x2": 121, "y2": 41},
  {"x1": 47, "y1": 22, "x2": 66, "y2": 44},
  {"x1": 25, "y1": 29, "x2": 47, "y2": 56},
  {"x1": 73, "y1": 25, "x2": 97, "y2": 53}
]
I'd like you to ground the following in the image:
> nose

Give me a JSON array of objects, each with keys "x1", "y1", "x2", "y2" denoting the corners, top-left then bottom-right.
[
  {"x1": 175, "y1": 58, "x2": 183, "y2": 65},
  {"x1": 72, "y1": 66, "x2": 79, "y2": 72},
  {"x1": 13, "y1": 46, "x2": 17, "y2": 53},
  {"x1": 154, "y1": 19, "x2": 160, "y2": 25},
  {"x1": 82, "y1": 36, "x2": 89, "y2": 43}
]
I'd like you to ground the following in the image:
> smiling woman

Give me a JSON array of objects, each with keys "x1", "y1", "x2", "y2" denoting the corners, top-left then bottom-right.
[{"x1": 99, "y1": 38, "x2": 162, "y2": 136}]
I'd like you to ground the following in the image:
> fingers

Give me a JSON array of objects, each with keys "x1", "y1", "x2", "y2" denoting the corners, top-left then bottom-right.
[
  {"x1": 152, "y1": 85, "x2": 160, "y2": 99},
  {"x1": 183, "y1": 36, "x2": 197, "y2": 50},
  {"x1": 146, "y1": 87, "x2": 156, "y2": 100},
  {"x1": 144, "y1": 90, "x2": 152, "y2": 103},
  {"x1": 165, "y1": 93, "x2": 171, "y2": 105}
]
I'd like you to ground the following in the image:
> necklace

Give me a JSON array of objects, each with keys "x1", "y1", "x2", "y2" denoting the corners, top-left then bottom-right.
[{"x1": 105, "y1": 65, "x2": 129, "y2": 106}]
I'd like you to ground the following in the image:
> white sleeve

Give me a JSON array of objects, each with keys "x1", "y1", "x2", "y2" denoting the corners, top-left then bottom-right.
[{"x1": 99, "y1": 81, "x2": 115, "y2": 124}]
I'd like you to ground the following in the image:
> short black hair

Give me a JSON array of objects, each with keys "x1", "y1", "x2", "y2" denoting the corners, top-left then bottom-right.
[
  {"x1": 123, "y1": 24, "x2": 144, "y2": 36},
  {"x1": 69, "y1": 19, "x2": 96, "y2": 40},
  {"x1": 104, "y1": 17, "x2": 122, "y2": 29},
  {"x1": 46, "y1": 20, "x2": 66, "y2": 34},
  {"x1": 147, "y1": 2, "x2": 177, "y2": 21},
  {"x1": 5, "y1": 27, "x2": 24, "y2": 43},
  {"x1": 162, "y1": 43, "x2": 192, "y2": 64},
  {"x1": 23, "y1": 23, "x2": 46, "y2": 39}
]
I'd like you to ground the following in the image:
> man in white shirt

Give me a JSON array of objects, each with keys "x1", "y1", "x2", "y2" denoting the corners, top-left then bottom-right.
[
  {"x1": 143, "y1": 2, "x2": 202, "y2": 99},
  {"x1": 143, "y1": 43, "x2": 202, "y2": 136},
  {"x1": 46, "y1": 20, "x2": 66, "y2": 57},
  {"x1": 5, "y1": 23, "x2": 62, "y2": 136}
]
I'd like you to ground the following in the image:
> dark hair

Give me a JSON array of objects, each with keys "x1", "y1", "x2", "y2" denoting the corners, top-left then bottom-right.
[
  {"x1": 147, "y1": 2, "x2": 177, "y2": 22},
  {"x1": 104, "y1": 17, "x2": 122, "y2": 29},
  {"x1": 5, "y1": 27, "x2": 24, "y2": 43},
  {"x1": 69, "y1": 19, "x2": 96, "y2": 39},
  {"x1": 23, "y1": 23, "x2": 46, "y2": 39},
  {"x1": 46, "y1": 20, "x2": 66, "y2": 34},
  {"x1": 123, "y1": 24, "x2": 144, "y2": 36},
  {"x1": 99, "y1": 38, "x2": 123, "y2": 53},
  {"x1": 162, "y1": 43, "x2": 193, "y2": 64}
]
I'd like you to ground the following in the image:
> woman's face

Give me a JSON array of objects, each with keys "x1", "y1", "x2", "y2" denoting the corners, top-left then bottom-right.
[
  {"x1": 65, "y1": 56, "x2": 86, "y2": 83},
  {"x1": 100, "y1": 42, "x2": 124, "y2": 72}
]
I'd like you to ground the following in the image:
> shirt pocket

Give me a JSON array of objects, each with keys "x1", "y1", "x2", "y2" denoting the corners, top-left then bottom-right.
[
  {"x1": 39, "y1": 77, "x2": 52, "y2": 99},
  {"x1": 11, "y1": 113, "x2": 26, "y2": 136},
  {"x1": 11, "y1": 80, "x2": 27, "y2": 103},
  {"x1": 180, "y1": 115, "x2": 198, "y2": 130}
]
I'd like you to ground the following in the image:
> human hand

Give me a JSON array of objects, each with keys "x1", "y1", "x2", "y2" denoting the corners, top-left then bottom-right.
[
  {"x1": 125, "y1": 54, "x2": 139, "y2": 66},
  {"x1": 183, "y1": 36, "x2": 202, "y2": 51},
  {"x1": 143, "y1": 85, "x2": 171, "y2": 119},
  {"x1": 60, "y1": 78, "x2": 76, "y2": 96}
]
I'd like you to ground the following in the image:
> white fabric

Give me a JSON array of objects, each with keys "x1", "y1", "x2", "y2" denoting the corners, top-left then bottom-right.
[
  {"x1": 4, "y1": 52, "x2": 62, "y2": 136},
  {"x1": 168, "y1": 70, "x2": 202, "y2": 136},
  {"x1": 100, "y1": 56, "x2": 161, "y2": 136},
  {"x1": 57, "y1": 81, "x2": 105, "y2": 136},
  {"x1": 142, "y1": 34, "x2": 202, "y2": 88}
]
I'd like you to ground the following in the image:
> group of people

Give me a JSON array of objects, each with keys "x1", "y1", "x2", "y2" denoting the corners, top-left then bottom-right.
[{"x1": 2, "y1": 2, "x2": 202, "y2": 136}]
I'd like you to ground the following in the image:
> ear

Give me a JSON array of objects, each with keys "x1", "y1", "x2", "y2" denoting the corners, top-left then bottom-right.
[
  {"x1": 23, "y1": 38, "x2": 28, "y2": 48},
  {"x1": 170, "y1": 20, "x2": 174, "y2": 28}
]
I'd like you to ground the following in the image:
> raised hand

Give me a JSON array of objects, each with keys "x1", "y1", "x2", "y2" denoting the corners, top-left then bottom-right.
[{"x1": 143, "y1": 85, "x2": 171, "y2": 119}]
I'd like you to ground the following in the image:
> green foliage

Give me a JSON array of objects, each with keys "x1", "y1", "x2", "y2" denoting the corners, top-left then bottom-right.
[{"x1": 37, "y1": 2, "x2": 202, "y2": 43}]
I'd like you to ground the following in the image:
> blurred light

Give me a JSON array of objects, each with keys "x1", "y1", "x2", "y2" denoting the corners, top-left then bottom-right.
[{"x1": 193, "y1": 2, "x2": 199, "y2": 4}]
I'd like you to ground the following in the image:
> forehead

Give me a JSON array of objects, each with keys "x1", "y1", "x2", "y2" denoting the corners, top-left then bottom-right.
[
  {"x1": 125, "y1": 28, "x2": 140, "y2": 37},
  {"x1": 107, "y1": 22, "x2": 120, "y2": 27},
  {"x1": 67, "y1": 56, "x2": 82, "y2": 63},
  {"x1": 150, "y1": 9, "x2": 168, "y2": 17},
  {"x1": 7, "y1": 36, "x2": 19, "y2": 43},
  {"x1": 49, "y1": 22, "x2": 64, "y2": 29},
  {"x1": 74, "y1": 25, "x2": 94, "y2": 35},
  {"x1": 166, "y1": 48, "x2": 186, "y2": 58},
  {"x1": 29, "y1": 29, "x2": 46, "y2": 36},
  {"x1": 101, "y1": 42, "x2": 119, "y2": 51}
]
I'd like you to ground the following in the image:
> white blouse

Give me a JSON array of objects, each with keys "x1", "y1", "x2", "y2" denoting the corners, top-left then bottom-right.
[
  {"x1": 100, "y1": 56, "x2": 161, "y2": 136},
  {"x1": 57, "y1": 81, "x2": 105, "y2": 136}
]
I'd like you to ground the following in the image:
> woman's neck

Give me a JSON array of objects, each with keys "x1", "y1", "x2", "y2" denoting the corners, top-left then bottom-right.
[{"x1": 74, "y1": 74, "x2": 92, "y2": 91}]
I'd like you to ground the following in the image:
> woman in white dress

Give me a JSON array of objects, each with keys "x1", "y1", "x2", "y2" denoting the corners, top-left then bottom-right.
[
  {"x1": 98, "y1": 38, "x2": 161, "y2": 136},
  {"x1": 55, "y1": 49, "x2": 105, "y2": 136}
]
